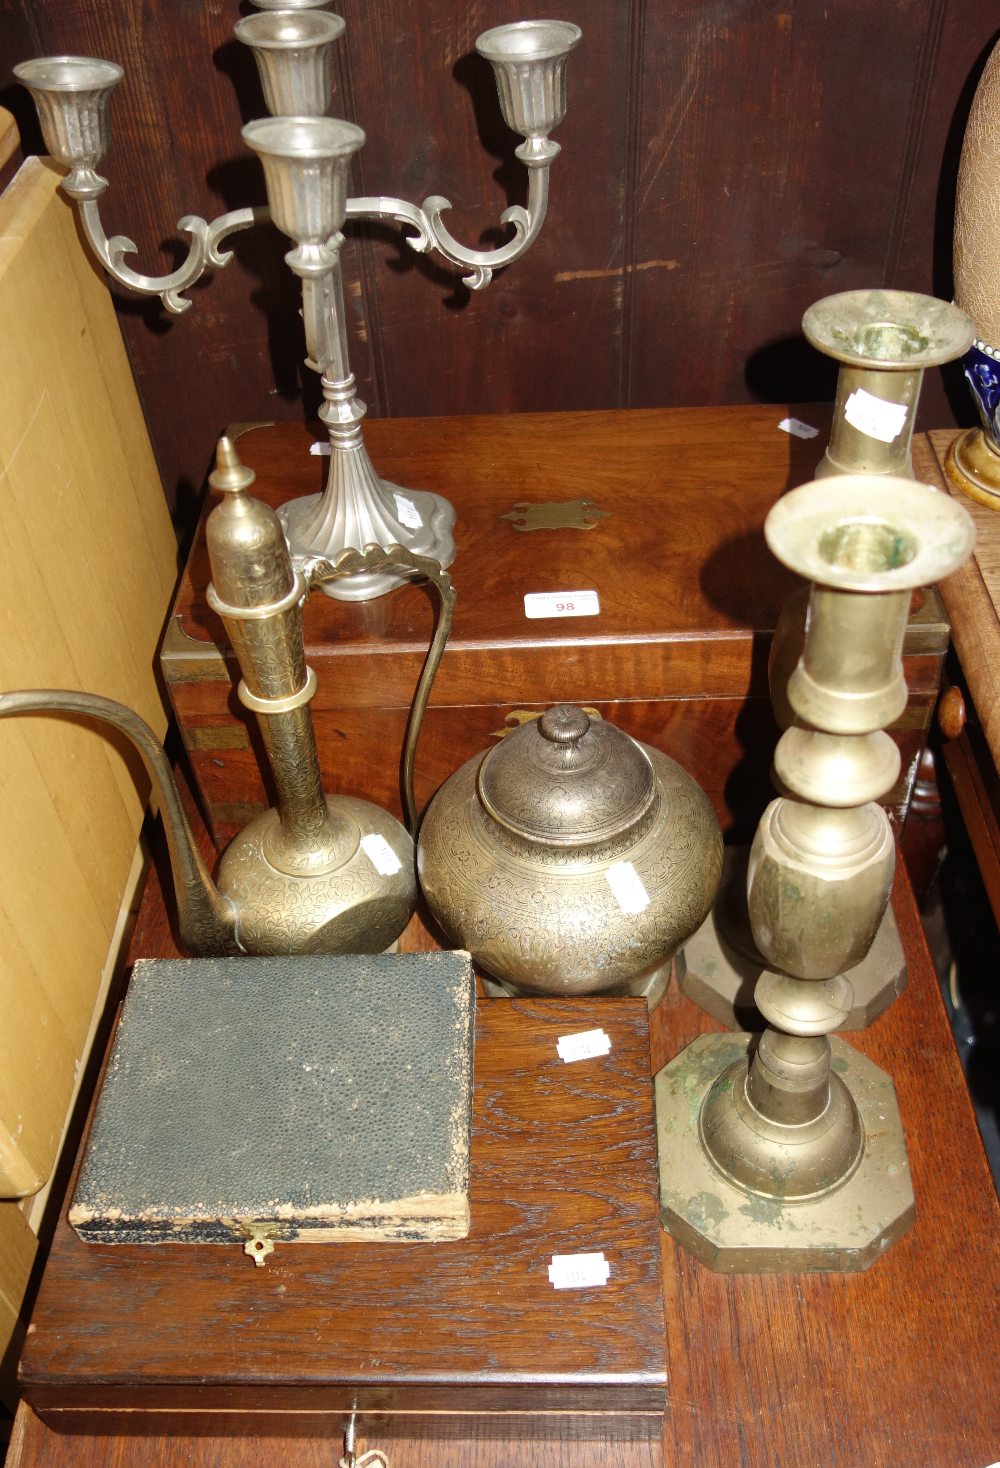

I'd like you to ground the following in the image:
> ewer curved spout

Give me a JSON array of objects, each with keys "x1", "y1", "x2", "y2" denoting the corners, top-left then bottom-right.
[{"x1": 0, "y1": 689, "x2": 239, "y2": 956}]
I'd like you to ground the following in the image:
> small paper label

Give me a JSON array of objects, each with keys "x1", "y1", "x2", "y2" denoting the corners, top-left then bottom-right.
[
  {"x1": 843, "y1": 388, "x2": 909, "y2": 444},
  {"x1": 524, "y1": 589, "x2": 600, "y2": 620},
  {"x1": 605, "y1": 861, "x2": 650, "y2": 914},
  {"x1": 393, "y1": 492, "x2": 423, "y2": 530},
  {"x1": 557, "y1": 1028, "x2": 612, "y2": 1064},
  {"x1": 548, "y1": 1252, "x2": 611, "y2": 1290},
  {"x1": 777, "y1": 417, "x2": 819, "y2": 439},
  {"x1": 360, "y1": 833, "x2": 403, "y2": 876},
  {"x1": 309, "y1": 441, "x2": 331, "y2": 456}
]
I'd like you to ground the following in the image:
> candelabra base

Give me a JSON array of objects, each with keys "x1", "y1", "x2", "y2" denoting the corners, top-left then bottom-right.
[
  {"x1": 654, "y1": 1033, "x2": 914, "y2": 1273},
  {"x1": 945, "y1": 426, "x2": 1000, "y2": 511},
  {"x1": 280, "y1": 461, "x2": 456, "y2": 602},
  {"x1": 677, "y1": 847, "x2": 906, "y2": 1031}
]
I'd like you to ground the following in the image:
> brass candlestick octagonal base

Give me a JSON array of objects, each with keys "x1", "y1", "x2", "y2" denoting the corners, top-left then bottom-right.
[
  {"x1": 654, "y1": 1033, "x2": 914, "y2": 1273},
  {"x1": 677, "y1": 849, "x2": 906, "y2": 1031}
]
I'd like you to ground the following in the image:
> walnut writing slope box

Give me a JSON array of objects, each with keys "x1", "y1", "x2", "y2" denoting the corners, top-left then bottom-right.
[
  {"x1": 22, "y1": 996, "x2": 666, "y2": 1443},
  {"x1": 68, "y1": 952, "x2": 475, "y2": 1252}
]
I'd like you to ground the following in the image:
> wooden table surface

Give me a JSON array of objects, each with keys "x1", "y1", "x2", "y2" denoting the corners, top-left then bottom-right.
[
  {"x1": 7, "y1": 816, "x2": 1000, "y2": 1466},
  {"x1": 6, "y1": 416, "x2": 1000, "y2": 1466}
]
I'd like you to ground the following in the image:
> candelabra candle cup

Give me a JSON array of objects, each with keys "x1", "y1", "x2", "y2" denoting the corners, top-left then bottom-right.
[
  {"x1": 251, "y1": 0, "x2": 333, "y2": 9},
  {"x1": 234, "y1": 10, "x2": 345, "y2": 119},
  {"x1": 476, "y1": 20, "x2": 581, "y2": 147},
  {"x1": 803, "y1": 289, "x2": 973, "y2": 478},
  {"x1": 242, "y1": 115, "x2": 364, "y2": 253},
  {"x1": 12, "y1": 55, "x2": 122, "y2": 189}
]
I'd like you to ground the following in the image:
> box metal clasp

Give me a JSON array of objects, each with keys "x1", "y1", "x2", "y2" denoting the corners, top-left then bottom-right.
[{"x1": 236, "y1": 1221, "x2": 278, "y2": 1267}]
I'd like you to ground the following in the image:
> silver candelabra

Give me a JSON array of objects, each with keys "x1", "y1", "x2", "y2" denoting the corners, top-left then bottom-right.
[{"x1": 16, "y1": 7, "x2": 581, "y2": 600}]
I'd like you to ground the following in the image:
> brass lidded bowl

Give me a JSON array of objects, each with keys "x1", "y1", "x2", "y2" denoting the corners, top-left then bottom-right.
[{"x1": 417, "y1": 705, "x2": 723, "y2": 1001}]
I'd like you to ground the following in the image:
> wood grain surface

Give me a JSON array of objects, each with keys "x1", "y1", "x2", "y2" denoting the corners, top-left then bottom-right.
[
  {"x1": 918, "y1": 432, "x2": 1000, "y2": 773},
  {"x1": 165, "y1": 409, "x2": 945, "y2": 842},
  {"x1": 2, "y1": 1, "x2": 996, "y2": 516},
  {"x1": 8, "y1": 786, "x2": 1000, "y2": 1465},
  {"x1": 20, "y1": 993, "x2": 666, "y2": 1429}
]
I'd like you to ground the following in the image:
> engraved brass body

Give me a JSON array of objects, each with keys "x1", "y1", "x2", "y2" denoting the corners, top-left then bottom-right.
[
  {"x1": 657, "y1": 475, "x2": 975, "y2": 1271},
  {"x1": 0, "y1": 440, "x2": 454, "y2": 958},
  {"x1": 418, "y1": 704, "x2": 722, "y2": 1002}
]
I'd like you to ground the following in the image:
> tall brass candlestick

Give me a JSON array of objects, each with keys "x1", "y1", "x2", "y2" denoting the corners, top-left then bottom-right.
[
  {"x1": 680, "y1": 288, "x2": 972, "y2": 1031},
  {"x1": 657, "y1": 474, "x2": 974, "y2": 1272}
]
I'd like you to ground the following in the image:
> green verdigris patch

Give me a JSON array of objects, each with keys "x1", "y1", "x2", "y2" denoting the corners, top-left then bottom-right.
[{"x1": 687, "y1": 1191, "x2": 728, "y2": 1228}]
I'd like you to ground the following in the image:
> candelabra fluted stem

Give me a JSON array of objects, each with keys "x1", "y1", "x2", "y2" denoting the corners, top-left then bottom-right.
[{"x1": 278, "y1": 230, "x2": 456, "y2": 600}]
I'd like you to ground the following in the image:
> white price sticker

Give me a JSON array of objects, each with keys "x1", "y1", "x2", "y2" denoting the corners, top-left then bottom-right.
[
  {"x1": 524, "y1": 589, "x2": 600, "y2": 620},
  {"x1": 843, "y1": 388, "x2": 909, "y2": 444},
  {"x1": 393, "y1": 492, "x2": 423, "y2": 530},
  {"x1": 309, "y1": 441, "x2": 331, "y2": 456},
  {"x1": 360, "y1": 833, "x2": 403, "y2": 877},
  {"x1": 605, "y1": 861, "x2": 650, "y2": 914},
  {"x1": 777, "y1": 417, "x2": 819, "y2": 439},
  {"x1": 557, "y1": 1028, "x2": 612, "y2": 1064},
  {"x1": 548, "y1": 1252, "x2": 611, "y2": 1290}
]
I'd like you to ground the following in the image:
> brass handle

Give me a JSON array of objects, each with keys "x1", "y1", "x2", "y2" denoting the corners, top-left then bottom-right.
[
  {"x1": 307, "y1": 543, "x2": 456, "y2": 833},
  {"x1": 938, "y1": 685, "x2": 967, "y2": 740}
]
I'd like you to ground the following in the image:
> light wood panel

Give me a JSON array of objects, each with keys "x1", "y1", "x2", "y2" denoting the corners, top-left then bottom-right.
[
  {"x1": 0, "y1": 1203, "x2": 37, "y2": 1403},
  {"x1": 0, "y1": 153, "x2": 177, "y2": 1200}
]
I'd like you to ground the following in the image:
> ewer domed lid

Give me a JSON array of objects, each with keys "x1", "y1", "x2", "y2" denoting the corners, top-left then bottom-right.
[{"x1": 476, "y1": 704, "x2": 656, "y2": 848}]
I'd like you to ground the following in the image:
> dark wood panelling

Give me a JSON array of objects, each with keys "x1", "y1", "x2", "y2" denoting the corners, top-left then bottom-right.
[
  {"x1": 629, "y1": 0, "x2": 961, "y2": 409},
  {"x1": 2, "y1": 1, "x2": 998, "y2": 515},
  {"x1": 338, "y1": 0, "x2": 629, "y2": 419}
]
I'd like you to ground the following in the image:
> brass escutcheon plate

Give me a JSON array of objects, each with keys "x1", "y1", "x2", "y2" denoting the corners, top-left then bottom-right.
[{"x1": 499, "y1": 499, "x2": 609, "y2": 532}]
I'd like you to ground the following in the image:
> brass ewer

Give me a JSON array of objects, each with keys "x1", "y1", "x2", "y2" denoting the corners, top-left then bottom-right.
[
  {"x1": 0, "y1": 439, "x2": 454, "y2": 957},
  {"x1": 656, "y1": 474, "x2": 975, "y2": 1271},
  {"x1": 417, "y1": 704, "x2": 723, "y2": 1004}
]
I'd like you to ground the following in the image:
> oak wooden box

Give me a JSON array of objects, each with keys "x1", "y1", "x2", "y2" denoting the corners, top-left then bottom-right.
[
  {"x1": 162, "y1": 407, "x2": 951, "y2": 847},
  {"x1": 19, "y1": 996, "x2": 666, "y2": 1442}
]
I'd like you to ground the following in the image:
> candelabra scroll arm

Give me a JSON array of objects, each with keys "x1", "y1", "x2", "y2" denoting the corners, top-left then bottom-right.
[
  {"x1": 345, "y1": 152, "x2": 552, "y2": 290},
  {"x1": 343, "y1": 196, "x2": 435, "y2": 255},
  {"x1": 306, "y1": 544, "x2": 456, "y2": 834},
  {"x1": 73, "y1": 192, "x2": 269, "y2": 315}
]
